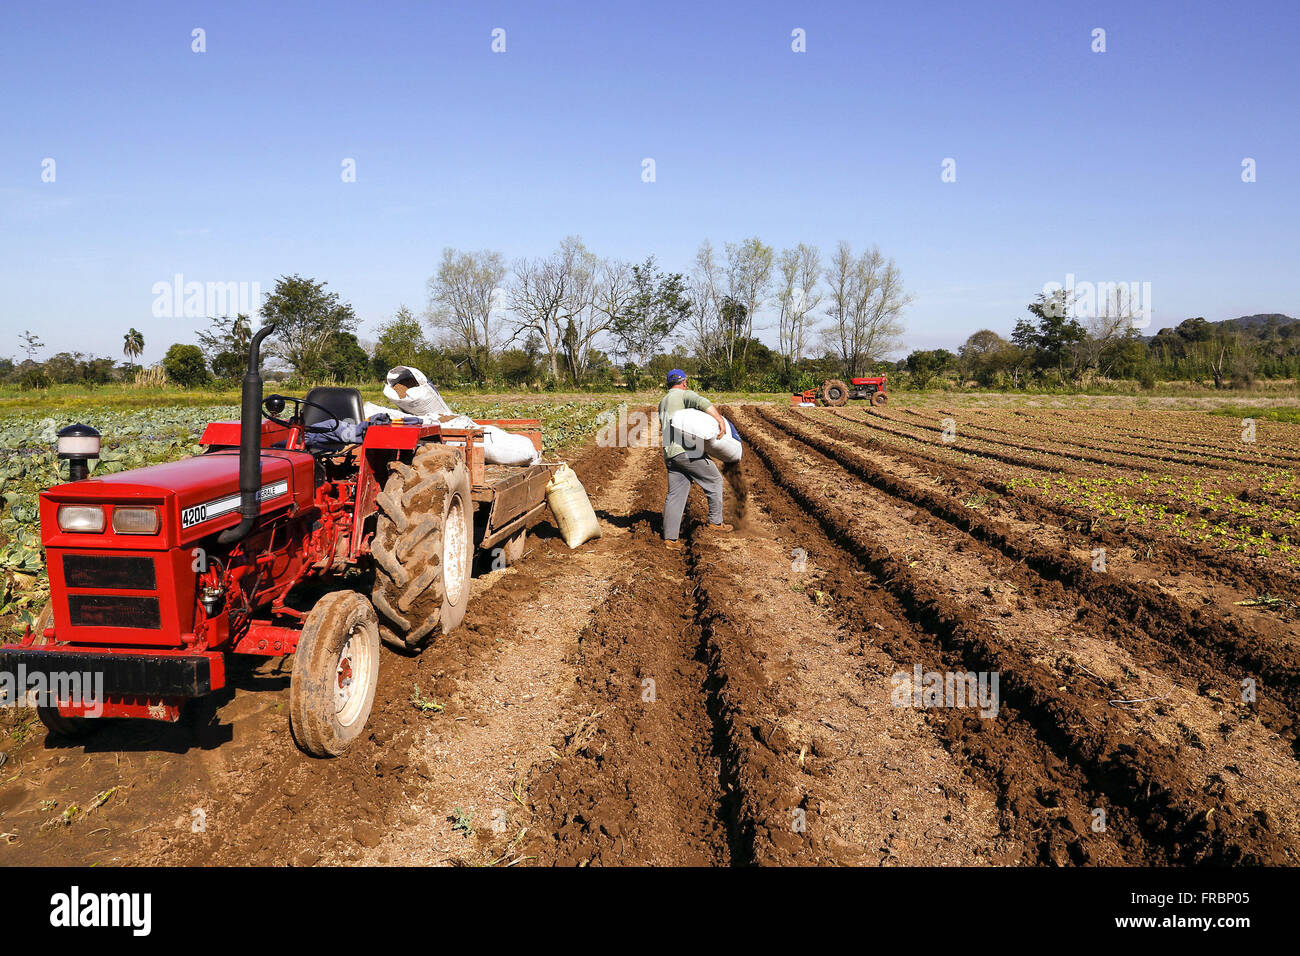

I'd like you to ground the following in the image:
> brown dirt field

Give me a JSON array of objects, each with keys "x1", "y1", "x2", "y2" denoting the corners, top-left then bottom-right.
[{"x1": 3, "y1": 400, "x2": 1298, "y2": 866}]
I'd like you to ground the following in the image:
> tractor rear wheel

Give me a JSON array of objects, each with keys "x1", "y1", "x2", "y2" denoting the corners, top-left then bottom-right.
[
  {"x1": 29, "y1": 601, "x2": 96, "y2": 740},
  {"x1": 821, "y1": 379, "x2": 849, "y2": 407},
  {"x1": 289, "y1": 590, "x2": 380, "y2": 757},
  {"x1": 370, "y1": 444, "x2": 473, "y2": 652},
  {"x1": 872, "y1": 391, "x2": 889, "y2": 406}
]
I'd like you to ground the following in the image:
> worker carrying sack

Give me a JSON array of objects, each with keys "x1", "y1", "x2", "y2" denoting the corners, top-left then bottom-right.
[
  {"x1": 668, "y1": 408, "x2": 743, "y2": 464},
  {"x1": 546, "y1": 463, "x2": 601, "y2": 548}
]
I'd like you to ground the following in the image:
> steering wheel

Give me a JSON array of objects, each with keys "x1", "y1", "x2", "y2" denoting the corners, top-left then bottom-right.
[{"x1": 262, "y1": 394, "x2": 347, "y2": 433}]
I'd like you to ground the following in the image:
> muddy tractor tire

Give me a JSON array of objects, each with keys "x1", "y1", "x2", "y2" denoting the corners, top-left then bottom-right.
[
  {"x1": 370, "y1": 444, "x2": 474, "y2": 652},
  {"x1": 289, "y1": 590, "x2": 381, "y2": 757},
  {"x1": 821, "y1": 379, "x2": 849, "y2": 407},
  {"x1": 29, "y1": 603, "x2": 96, "y2": 740},
  {"x1": 37, "y1": 706, "x2": 95, "y2": 739},
  {"x1": 871, "y1": 391, "x2": 889, "y2": 407}
]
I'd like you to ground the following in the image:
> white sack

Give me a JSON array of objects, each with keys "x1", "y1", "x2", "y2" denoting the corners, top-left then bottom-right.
[
  {"x1": 383, "y1": 365, "x2": 453, "y2": 418},
  {"x1": 668, "y1": 408, "x2": 743, "y2": 464},
  {"x1": 545, "y1": 464, "x2": 601, "y2": 548}
]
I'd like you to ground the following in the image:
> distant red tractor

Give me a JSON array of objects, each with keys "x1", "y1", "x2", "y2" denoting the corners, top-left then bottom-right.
[
  {"x1": 790, "y1": 376, "x2": 888, "y2": 408},
  {"x1": 0, "y1": 326, "x2": 552, "y2": 756}
]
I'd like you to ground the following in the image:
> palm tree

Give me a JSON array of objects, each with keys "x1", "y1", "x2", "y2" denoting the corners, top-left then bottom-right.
[{"x1": 123, "y1": 328, "x2": 145, "y2": 371}]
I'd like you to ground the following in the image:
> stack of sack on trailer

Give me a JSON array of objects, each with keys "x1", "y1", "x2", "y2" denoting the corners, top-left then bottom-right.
[{"x1": 363, "y1": 366, "x2": 541, "y2": 466}]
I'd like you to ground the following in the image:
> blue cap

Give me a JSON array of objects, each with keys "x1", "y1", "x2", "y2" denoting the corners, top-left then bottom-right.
[{"x1": 666, "y1": 369, "x2": 687, "y2": 386}]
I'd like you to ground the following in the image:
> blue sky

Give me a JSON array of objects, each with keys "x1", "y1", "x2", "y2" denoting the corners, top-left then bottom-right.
[{"x1": 2, "y1": 0, "x2": 1297, "y2": 363}]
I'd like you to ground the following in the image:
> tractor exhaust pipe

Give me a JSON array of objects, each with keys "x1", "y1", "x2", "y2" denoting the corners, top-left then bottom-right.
[{"x1": 218, "y1": 324, "x2": 276, "y2": 546}]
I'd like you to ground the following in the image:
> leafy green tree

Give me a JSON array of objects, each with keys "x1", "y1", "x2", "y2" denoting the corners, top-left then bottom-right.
[
  {"x1": 197, "y1": 314, "x2": 252, "y2": 379},
  {"x1": 1013, "y1": 291, "x2": 1087, "y2": 379},
  {"x1": 260, "y1": 276, "x2": 357, "y2": 378},
  {"x1": 44, "y1": 352, "x2": 116, "y2": 385},
  {"x1": 609, "y1": 256, "x2": 692, "y2": 389},
  {"x1": 905, "y1": 349, "x2": 957, "y2": 388},
  {"x1": 321, "y1": 331, "x2": 371, "y2": 382},
  {"x1": 163, "y1": 343, "x2": 210, "y2": 387},
  {"x1": 370, "y1": 306, "x2": 441, "y2": 378}
]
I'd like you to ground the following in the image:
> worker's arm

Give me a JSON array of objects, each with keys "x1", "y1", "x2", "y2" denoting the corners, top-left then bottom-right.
[{"x1": 705, "y1": 403, "x2": 727, "y2": 432}]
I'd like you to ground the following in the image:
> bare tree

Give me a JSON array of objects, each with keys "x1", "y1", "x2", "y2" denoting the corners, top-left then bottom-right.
[
  {"x1": 563, "y1": 256, "x2": 633, "y2": 381},
  {"x1": 688, "y1": 240, "x2": 725, "y2": 363},
  {"x1": 822, "y1": 242, "x2": 909, "y2": 377},
  {"x1": 685, "y1": 236, "x2": 772, "y2": 380},
  {"x1": 425, "y1": 248, "x2": 506, "y2": 380},
  {"x1": 724, "y1": 237, "x2": 774, "y2": 367},
  {"x1": 1078, "y1": 284, "x2": 1142, "y2": 378},
  {"x1": 507, "y1": 236, "x2": 612, "y2": 384},
  {"x1": 775, "y1": 243, "x2": 822, "y2": 372}
]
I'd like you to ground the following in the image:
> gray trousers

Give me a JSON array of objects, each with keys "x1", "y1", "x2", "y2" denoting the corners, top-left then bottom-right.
[{"x1": 664, "y1": 453, "x2": 723, "y2": 540}]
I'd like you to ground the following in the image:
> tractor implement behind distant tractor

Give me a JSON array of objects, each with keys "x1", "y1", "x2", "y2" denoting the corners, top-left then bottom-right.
[
  {"x1": 0, "y1": 326, "x2": 553, "y2": 756},
  {"x1": 791, "y1": 376, "x2": 889, "y2": 408}
]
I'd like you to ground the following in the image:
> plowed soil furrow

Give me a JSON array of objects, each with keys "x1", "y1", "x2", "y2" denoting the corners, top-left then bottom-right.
[
  {"x1": 981, "y1": 412, "x2": 1300, "y2": 468},
  {"x1": 818, "y1": 408, "x2": 1300, "y2": 595},
  {"x1": 735, "y1": 405, "x2": 1298, "y2": 865},
  {"x1": 522, "y1": 419, "x2": 739, "y2": 865},
  {"x1": 855, "y1": 408, "x2": 1243, "y2": 476},
  {"x1": 762, "y1": 407, "x2": 1300, "y2": 755},
  {"x1": 909, "y1": 413, "x2": 1293, "y2": 472},
  {"x1": 834, "y1": 409, "x2": 1088, "y2": 475},
  {"x1": 678, "y1": 461, "x2": 1015, "y2": 864}
]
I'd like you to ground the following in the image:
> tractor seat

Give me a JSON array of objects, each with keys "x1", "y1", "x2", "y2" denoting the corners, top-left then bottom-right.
[{"x1": 302, "y1": 386, "x2": 365, "y2": 428}]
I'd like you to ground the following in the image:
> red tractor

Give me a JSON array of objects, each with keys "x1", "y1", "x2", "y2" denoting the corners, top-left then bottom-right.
[
  {"x1": 0, "y1": 326, "x2": 553, "y2": 756},
  {"x1": 790, "y1": 376, "x2": 888, "y2": 407}
]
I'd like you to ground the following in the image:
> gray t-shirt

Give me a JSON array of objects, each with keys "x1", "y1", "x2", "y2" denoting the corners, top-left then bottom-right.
[{"x1": 658, "y1": 388, "x2": 713, "y2": 461}]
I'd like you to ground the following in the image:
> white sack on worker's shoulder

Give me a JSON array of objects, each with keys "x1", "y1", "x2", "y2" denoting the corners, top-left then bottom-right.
[{"x1": 384, "y1": 366, "x2": 453, "y2": 418}]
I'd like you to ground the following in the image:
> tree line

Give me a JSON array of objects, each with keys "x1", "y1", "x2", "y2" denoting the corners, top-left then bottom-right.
[
  {"x1": 7, "y1": 241, "x2": 1295, "y2": 392},
  {"x1": 904, "y1": 290, "x2": 1300, "y2": 391},
  {"x1": 132, "y1": 236, "x2": 908, "y2": 392}
]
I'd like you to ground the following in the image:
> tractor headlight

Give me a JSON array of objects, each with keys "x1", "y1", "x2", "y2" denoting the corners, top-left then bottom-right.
[
  {"x1": 57, "y1": 504, "x2": 106, "y2": 533},
  {"x1": 57, "y1": 423, "x2": 101, "y2": 482},
  {"x1": 56, "y1": 424, "x2": 101, "y2": 459},
  {"x1": 112, "y1": 506, "x2": 160, "y2": 535}
]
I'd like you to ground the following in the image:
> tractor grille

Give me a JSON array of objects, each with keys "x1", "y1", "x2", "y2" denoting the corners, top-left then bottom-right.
[
  {"x1": 61, "y1": 554, "x2": 156, "y2": 590},
  {"x1": 68, "y1": 595, "x2": 162, "y2": 630}
]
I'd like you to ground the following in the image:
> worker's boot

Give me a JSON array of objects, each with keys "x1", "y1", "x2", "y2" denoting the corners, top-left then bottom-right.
[
  {"x1": 703, "y1": 522, "x2": 734, "y2": 534},
  {"x1": 664, "y1": 538, "x2": 683, "y2": 551}
]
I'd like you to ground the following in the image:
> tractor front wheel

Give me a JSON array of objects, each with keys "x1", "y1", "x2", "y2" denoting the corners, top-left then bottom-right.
[
  {"x1": 872, "y1": 391, "x2": 889, "y2": 406},
  {"x1": 36, "y1": 706, "x2": 94, "y2": 739},
  {"x1": 821, "y1": 379, "x2": 849, "y2": 407},
  {"x1": 29, "y1": 601, "x2": 96, "y2": 740},
  {"x1": 289, "y1": 590, "x2": 381, "y2": 757}
]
